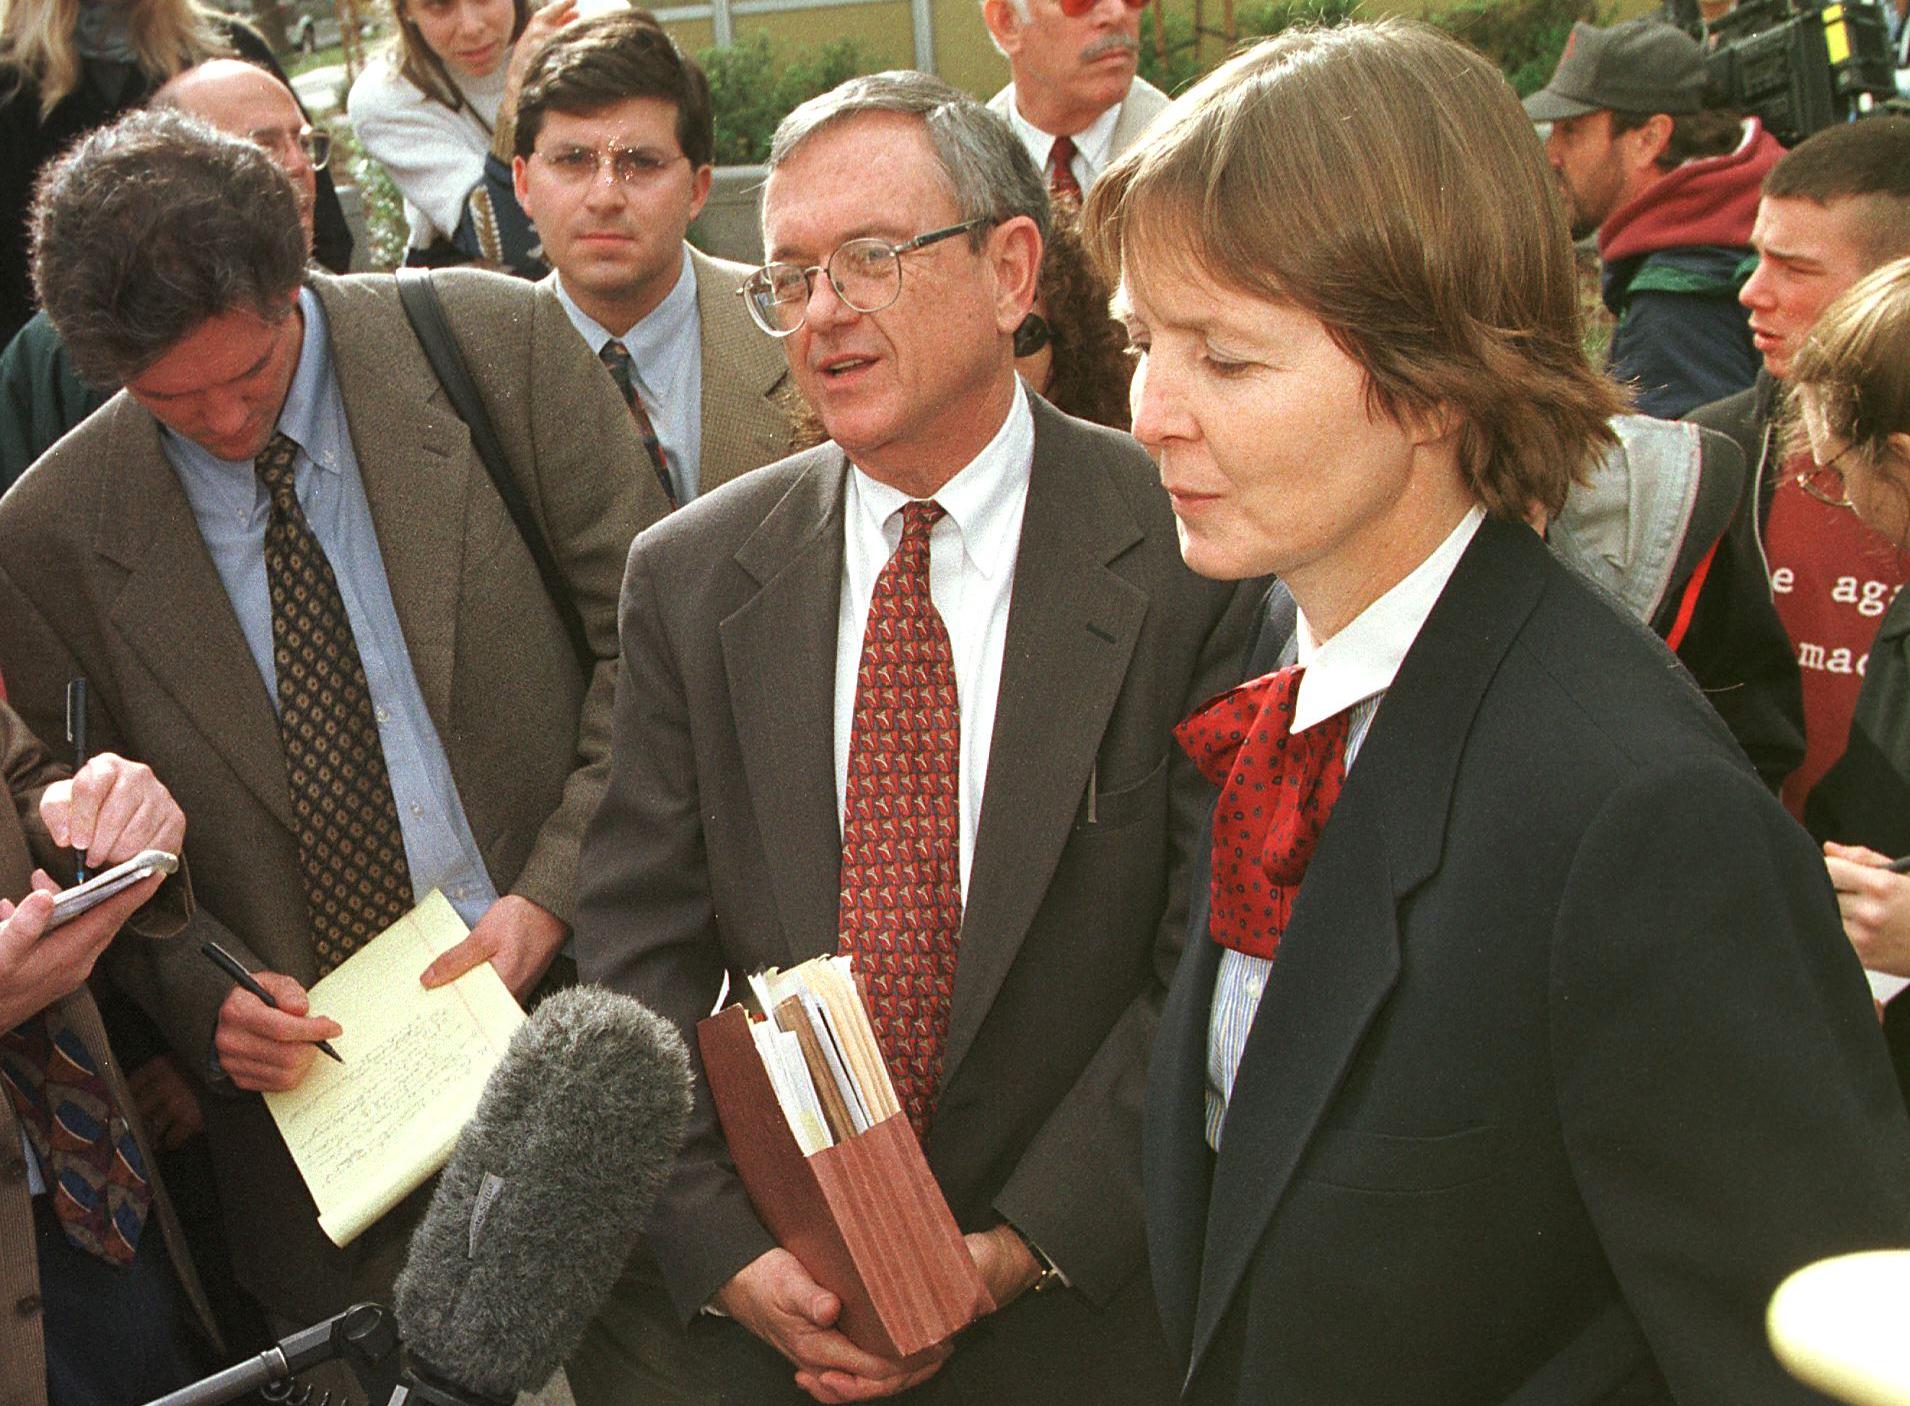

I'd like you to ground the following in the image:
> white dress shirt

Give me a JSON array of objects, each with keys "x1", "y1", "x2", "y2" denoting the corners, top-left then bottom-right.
[
  {"x1": 1000, "y1": 84, "x2": 1124, "y2": 193},
  {"x1": 1205, "y1": 505, "x2": 1486, "y2": 1148},
  {"x1": 548, "y1": 245, "x2": 706, "y2": 502},
  {"x1": 833, "y1": 382, "x2": 1036, "y2": 902}
]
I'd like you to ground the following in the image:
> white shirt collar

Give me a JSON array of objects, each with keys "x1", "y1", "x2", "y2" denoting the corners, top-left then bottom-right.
[
  {"x1": 1002, "y1": 82, "x2": 1126, "y2": 176},
  {"x1": 547, "y1": 244, "x2": 698, "y2": 380},
  {"x1": 1291, "y1": 505, "x2": 1486, "y2": 732},
  {"x1": 847, "y1": 380, "x2": 1034, "y2": 582}
]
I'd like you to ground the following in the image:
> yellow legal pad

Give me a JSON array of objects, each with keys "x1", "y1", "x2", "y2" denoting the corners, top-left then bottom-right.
[{"x1": 263, "y1": 891, "x2": 525, "y2": 1246}]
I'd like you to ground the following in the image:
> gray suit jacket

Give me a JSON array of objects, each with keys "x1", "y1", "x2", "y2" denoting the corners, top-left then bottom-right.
[
  {"x1": 986, "y1": 75, "x2": 1171, "y2": 174},
  {"x1": 0, "y1": 269, "x2": 667, "y2": 1321},
  {"x1": 575, "y1": 395, "x2": 1256, "y2": 1333},
  {"x1": 689, "y1": 245, "x2": 795, "y2": 495},
  {"x1": 0, "y1": 703, "x2": 217, "y2": 1406}
]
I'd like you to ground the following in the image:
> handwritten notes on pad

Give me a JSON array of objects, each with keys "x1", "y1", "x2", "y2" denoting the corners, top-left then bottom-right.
[{"x1": 263, "y1": 892, "x2": 524, "y2": 1246}]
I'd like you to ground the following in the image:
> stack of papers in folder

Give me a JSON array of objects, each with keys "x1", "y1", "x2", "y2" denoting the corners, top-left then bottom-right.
[{"x1": 745, "y1": 956, "x2": 899, "y2": 1155}]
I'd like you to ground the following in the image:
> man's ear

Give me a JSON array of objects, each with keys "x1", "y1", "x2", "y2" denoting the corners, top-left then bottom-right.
[
  {"x1": 686, "y1": 162, "x2": 714, "y2": 224},
  {"x1": 512, "y1": 154, "x2": 532, "y2": 208},
  {"x1": 1629, "y1": 112, "x2": 1675, "y2": 172},
  {"x1": 983, "y1": 0, "x2": 1025, "y2": 59},
  {"x1": 989, "y1": 214, "x2": 1043, "y2": 335}
]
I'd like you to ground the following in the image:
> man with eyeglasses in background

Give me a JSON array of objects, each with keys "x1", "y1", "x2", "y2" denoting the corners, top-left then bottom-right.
[
  {"x1": 570, "y1": 70, "x2": 1255, "y2": 1406},
  {"x1": 981, "y1": 0, "x2": 1165, "y2": 204},
  {"x1": 511, "y1": 10, "x2": 795, "y2": 507},
  {"x1": 0, "y1": 58, "x2": 332, "y2": 491}
]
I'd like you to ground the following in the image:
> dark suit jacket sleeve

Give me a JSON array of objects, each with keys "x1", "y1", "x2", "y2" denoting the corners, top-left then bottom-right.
[
  {"x1": 990, "y1": 582, "x2": 1260, "y2": 1300},
  {"x1": 1552, "y1": 757, "x2": 1910, "y2": 1403},
  {"x1": 575, "y1": 533, "x2": 778, "y2": 1316}
]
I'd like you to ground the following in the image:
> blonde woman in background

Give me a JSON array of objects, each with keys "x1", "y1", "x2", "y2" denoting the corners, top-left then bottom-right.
[
  {"x1": 347, "y1": 0, "x2": 577, "y2": 273},
  {"x1": 1788, "y1": 256, "x2": 1910, "y2": 1104},
  {"x1": 0, "y1": 0, "x2": 352, "y2": 343}
]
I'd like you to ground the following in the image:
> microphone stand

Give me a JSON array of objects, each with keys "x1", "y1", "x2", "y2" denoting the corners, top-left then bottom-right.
[{"x1": 144, "y1": 1303, "x2": 402, "y2": 1406}]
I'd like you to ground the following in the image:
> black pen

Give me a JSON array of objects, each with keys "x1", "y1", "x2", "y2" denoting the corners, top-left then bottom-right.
[
  {"x1": 1889, "y1": 854, "x2": 1910, "y2": 875},
  {"x1": 65, "y1": 678, "x2": 88, "y2": 882},
  {"x1": 200, "y1": 940, "x2": 344, "y2": 1064}
]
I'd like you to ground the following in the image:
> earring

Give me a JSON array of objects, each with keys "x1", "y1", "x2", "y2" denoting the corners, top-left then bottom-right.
[{"x1": 1014, "y1": 313, "x2": 1052, "y2": 358}]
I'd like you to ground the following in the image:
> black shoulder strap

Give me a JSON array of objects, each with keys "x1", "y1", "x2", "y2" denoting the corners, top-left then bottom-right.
[{"x1": 394, "y1": 268, "x2": 593, "y2": 674}]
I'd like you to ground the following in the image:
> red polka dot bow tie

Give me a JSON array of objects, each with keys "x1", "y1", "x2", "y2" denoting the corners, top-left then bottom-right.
[{"x1": 1174, "y1": 666, "x2": 1351, "y2": 959}]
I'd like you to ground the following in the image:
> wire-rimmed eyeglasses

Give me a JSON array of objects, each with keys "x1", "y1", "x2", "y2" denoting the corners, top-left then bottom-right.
[
  {"x1": 738, "y1": 218, "x2": 995, "y2": 337},
  {"x1": 251, "y1": 124, "x2": 331, "y2": 172},
  {"x1": 533, "y1": 144, "x2": 689, "y2": 187},
  {"x1": 1797, "y1": 441, "x2": 1858, "y2": 510}
]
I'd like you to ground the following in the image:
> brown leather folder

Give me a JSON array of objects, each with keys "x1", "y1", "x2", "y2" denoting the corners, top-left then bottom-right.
[{"x1": 697, "y1": 1004, "x2": 995, "y2": 1358}]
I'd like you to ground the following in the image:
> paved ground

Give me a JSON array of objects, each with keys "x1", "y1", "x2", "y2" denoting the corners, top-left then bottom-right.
[{"x1": 292, "y1": 64, "x2": 348, "y2": 117}]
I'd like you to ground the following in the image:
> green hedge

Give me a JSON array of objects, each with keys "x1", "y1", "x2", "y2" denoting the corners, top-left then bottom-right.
[{"x1": 701, "y1": 33, "x2": 873, "y2": 165}]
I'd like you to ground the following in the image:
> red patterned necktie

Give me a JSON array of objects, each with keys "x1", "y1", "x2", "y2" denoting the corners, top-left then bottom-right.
[
  {"x1": 257, "y1": 432, "x2": 415, "y2": 977},
  {"x1": 1174, "y1": 666, "x2": 1350, "y2": 959},
  {"x1": 1048, "y1": 135, "x2": 1082, "y2": 201},
  {"x1": 837, "y1": 499, "x2": 962, "y2": 1142},
  {"x1": 2, "y1": 1007, "x2": 152, "y2": 1264}
]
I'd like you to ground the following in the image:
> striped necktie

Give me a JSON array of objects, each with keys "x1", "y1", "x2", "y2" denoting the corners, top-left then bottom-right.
[{"x1": 599, "y1": 340, "x2": 678, "y2": 509}]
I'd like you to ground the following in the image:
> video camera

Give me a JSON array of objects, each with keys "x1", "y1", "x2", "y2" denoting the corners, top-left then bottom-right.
[{"x1": 1663, "y1": 0, "x2": 1902, "y2": 144}]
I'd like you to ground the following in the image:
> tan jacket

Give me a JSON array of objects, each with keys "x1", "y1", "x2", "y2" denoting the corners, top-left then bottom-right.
[
  {"x1": 0, "y1": 703, "x2": 215, "y2": 1406},
  {"x1": 687, "y1": 245, "x2": 798, "y2": 495},
  {"x1": 0, "y1": 269, "x2": 666, "y2": 1323}
]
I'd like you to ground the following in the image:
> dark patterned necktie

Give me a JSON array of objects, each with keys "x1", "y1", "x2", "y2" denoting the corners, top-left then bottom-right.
[
  {"x1": 598, "y1": 340, "x2": 678, "y2": 509},
  {"x1": 1175, "y1": 666, "x2": 1350, "y2": 960},
  {"x1": 256, "y1": 432, "x2": 414, "y2": 977},
  {"x1": 1048, "y1": 135, "x2": 1082, "y2": 201},
  {"x1": 2, "y1": 1008, "x2": 152, "y2": 1264},
  {"x1": 837, "y1": 500, "x2": 962, "y2": 1142}
]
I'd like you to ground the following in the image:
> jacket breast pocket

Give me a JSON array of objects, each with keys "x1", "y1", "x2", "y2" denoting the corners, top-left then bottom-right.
[
  {"x1": 1075, "y1": 751, "x2": 1169, "y2": 832},
  {"x1": 1299, "y1": 1123, "x2": 1506, "y2": 1195}
]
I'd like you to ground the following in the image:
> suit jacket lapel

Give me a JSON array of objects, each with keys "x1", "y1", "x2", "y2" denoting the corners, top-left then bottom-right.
[
  {"x1": 1185, "y1": 518, "x2": 1551, "y2": 1379},
  {"x1": 940, "y1": 399, "x2": 1148, "y2": 1087},
  {"x1": 311, "y1": 275, "x2": 473, "y2": 724},
  {"x1": 693, "y1": 248, "x2": 791, "y2": 496},
  {"x1": 1149, "y1": 590, "x2": 1294, "y2": 1362},
  {"x1": 721, "y1": 450, "x2": 850, "y2": 963},
  {"x1": 95, "y1": 399, "x2": 293, "y2": 829}
]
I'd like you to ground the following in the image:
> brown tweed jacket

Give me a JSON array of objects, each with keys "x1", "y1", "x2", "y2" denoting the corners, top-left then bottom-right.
[
  {"x1": 0, "y1": 269, "x2": 666, "y2": 1324},
  {"x1": 687, "y1": 246, "x2": 797, "y2": 496}
]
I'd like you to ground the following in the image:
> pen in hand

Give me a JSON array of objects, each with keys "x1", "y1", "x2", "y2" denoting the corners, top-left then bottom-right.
[
  {"x1": 65, "y1": 678, "x2": 88, "y2": 882},
  {"x1": 200, "y1": 940, "x2": 345, "y2": 1064}
]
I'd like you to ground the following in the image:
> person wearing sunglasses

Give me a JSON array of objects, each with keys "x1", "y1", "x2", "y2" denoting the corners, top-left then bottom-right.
[
  {"x1": 981, "y1": 0, "x2": 1165, "y2": 204},
  {"x1": 1784, "y1": 256, "x2": 1910, "y2": 1107},
  {"x1": 571, "y1": 69, "x2": 1256, "y2": 1406},
  {"x1": 1, "y1": 58, "x2": 331, "y2": 490}
]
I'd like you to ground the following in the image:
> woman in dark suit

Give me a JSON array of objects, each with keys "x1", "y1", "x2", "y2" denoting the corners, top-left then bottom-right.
[{"x1": 1083, "y1": 22, "x2": 1910, "y2": 1405}]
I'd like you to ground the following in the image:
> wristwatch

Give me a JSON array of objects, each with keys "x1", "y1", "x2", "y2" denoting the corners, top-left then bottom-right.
[{"x1": 1009, "y1": 1224, "x2": 1064, "y2": 1296}]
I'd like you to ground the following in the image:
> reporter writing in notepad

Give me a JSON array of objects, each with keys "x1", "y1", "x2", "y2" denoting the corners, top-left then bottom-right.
[{"x1": 0, "y1": 697, "x2": 221, "y2": 1406}]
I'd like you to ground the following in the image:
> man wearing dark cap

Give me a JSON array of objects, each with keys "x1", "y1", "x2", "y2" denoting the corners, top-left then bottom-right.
[{"x1": 1526, "y1": 17, "x2": 1784, "y2": 416}]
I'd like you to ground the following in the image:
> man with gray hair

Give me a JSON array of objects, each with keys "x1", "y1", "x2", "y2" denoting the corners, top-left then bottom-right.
[
  {"x1": 0, "y1": 109, "x2": 663, "y2": 1394},
  {"x1": 572, "y1": 70, "x2": 1252, "y2": 1405},
  {"x1": 982, "y1": 0, "x2": 1166, "y2": 203}
]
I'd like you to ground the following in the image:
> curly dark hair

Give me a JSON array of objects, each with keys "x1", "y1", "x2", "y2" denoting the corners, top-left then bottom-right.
[{"x1": 1034, "y1": 196, "x2": 1132, "y2": 430}]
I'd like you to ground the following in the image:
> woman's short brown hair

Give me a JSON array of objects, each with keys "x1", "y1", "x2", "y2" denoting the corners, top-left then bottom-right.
[{"x1": 1083, "y1": 19, "x2": 1621, "y2": 520}]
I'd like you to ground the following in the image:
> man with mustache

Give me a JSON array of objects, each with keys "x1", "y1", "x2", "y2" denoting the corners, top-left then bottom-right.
[
  {"x1": 510, "y1": 10, "x2": 796, "y2": 507},
  {"x1": 981, "y1": 0, "x2": 1165, "y2": 204}
]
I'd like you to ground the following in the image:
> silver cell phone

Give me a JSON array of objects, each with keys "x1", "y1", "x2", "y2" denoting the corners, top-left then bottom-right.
[{"x1": 47, "y1": 849, "x2": 179, "y2": 928}]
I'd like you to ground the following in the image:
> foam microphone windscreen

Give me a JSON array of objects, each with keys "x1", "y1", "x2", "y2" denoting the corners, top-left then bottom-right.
[{"x1": 392, "y1": 985, "x2": 692, "y2": 1402}]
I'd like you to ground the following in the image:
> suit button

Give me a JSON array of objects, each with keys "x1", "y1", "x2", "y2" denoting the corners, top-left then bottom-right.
[{"x1": 16, "y1": 1293, "x2": 41, "y2": 1317}]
